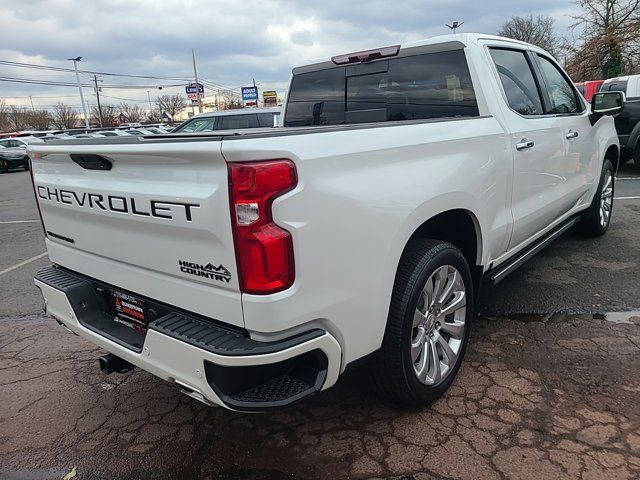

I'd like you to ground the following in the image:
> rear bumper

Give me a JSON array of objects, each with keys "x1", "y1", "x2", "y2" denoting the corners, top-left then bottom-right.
[{"x1": 34, "y1": 265, "x2": 341, "y2": 411}]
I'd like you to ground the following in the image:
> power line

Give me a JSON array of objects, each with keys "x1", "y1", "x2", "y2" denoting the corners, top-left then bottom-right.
[{"x1": 0, "y1": 59, "x2": 194, "y2": 81}]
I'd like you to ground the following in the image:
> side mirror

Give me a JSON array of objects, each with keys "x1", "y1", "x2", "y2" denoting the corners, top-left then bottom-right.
[{"x1": 591, "y1": 91, "x2": 625, "y2": 115}]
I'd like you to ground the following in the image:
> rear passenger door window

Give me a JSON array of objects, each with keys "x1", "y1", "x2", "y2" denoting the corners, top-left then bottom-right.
[
  {"x1": 535, "y1": 55, "x2": 582, "y2": 114},
  {"x1": 257, "y1": 113, "x2": 276, "y2": 127},
  {"x1": 219, "y1": 114, "x2": 259, "y2": 130},
  {"x1": 489, "y1": 48, "x2": 544, "y2": 116}
]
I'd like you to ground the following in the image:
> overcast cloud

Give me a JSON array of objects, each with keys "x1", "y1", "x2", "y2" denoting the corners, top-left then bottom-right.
[{"x1": 0, "y1": 0, "x2": 580, "y2": 110}]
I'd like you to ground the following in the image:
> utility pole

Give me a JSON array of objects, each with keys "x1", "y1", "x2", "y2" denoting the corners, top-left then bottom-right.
[
  {"x1": 68, "y1": 56, "x2": 90, "y2": 129},
  {"x1": 191, "y1": 48, "x2": 202, "y2": 114},
  {"x1": 28, "y1": 96, "x2": 35, "y2": 111},
  {"x1": 253, "y1": 78, "x2": 258, "y2": 108},
  {"x1": 146, "y1": 90, "x2": 153, "y2": 116},
  {"x1": 93, "y1": 74, "x2": 103, "y2": 128}
]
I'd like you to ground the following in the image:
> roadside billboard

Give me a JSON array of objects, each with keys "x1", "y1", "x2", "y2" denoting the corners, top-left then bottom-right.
[
  {"x1": 263, "y1": 90, "x2": 277, "y2": 107},
  {"x1": 241, "y1": 86, "x2": 258, "y2": 106},
  {"x1": 186, "y1": 83, "x2": 204, "y2": 101}
]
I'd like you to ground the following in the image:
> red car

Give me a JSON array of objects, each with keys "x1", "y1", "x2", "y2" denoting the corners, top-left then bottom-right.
[{"x1": 575, "y1": 80, "x2": 604, "y2": 102}]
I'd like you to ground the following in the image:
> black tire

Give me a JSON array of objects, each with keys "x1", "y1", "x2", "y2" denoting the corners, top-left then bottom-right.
[
  {"x1": 577, "y1": 159, "x2": 614, "y2": 237},
  {"x1": 0, "y1": 161, "x2": 7, "y2": 174},
  {"x1": 370, "y1": 239, "x2": 473, "y2": 406},
  {"x1": 634, "y1": 145, "x2": 640, "y2": 174},
  {"x1": 23, "y1": 157, "x2": 30, "y2": 171}
]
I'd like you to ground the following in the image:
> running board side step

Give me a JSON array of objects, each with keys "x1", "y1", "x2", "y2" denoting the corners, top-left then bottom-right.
[{"x1": 486, "y1": 216, "x2": 580, "y2": 285}]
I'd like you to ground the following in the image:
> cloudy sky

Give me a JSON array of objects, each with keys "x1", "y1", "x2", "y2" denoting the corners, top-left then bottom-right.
[{"x1": 0, "y1": 0, "x2": 581, "y2": 111}]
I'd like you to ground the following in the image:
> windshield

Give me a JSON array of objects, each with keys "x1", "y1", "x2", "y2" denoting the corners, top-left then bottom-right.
[{"x1": 174, "y1": 117, "x2": 216, "y2": 133}]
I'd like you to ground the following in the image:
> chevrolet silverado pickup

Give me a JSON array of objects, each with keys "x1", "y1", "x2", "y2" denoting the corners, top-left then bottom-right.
[{"x1": 29, "y1": 34, "x2": 620, "y2": 412}]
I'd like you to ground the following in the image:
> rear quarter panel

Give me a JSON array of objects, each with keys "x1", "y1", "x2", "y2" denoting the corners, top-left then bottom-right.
[{"x1": 222, "y1": 117, "x2": 511, "y2": 365}]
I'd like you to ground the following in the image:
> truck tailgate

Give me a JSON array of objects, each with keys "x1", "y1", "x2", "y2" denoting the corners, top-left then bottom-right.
[{"x1": 29, "y1": 139, "x2": 243, "y2": 327}]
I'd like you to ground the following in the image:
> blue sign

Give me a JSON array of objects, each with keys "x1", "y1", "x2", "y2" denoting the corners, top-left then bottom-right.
[
  {"x1": 241, "y1": 86, "x2": 258, "y2": 102},
  {"x1": 185, "y1": 83, "x2": 204, "y2": 94}
]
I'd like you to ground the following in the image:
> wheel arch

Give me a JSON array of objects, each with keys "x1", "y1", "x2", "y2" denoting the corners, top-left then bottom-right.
[
  {"x1": 604, "y1": 143, "x2": 620, "y2": 173},
  {"x1": 398, "y1": 208, "x2": 484, "y2": 297}
]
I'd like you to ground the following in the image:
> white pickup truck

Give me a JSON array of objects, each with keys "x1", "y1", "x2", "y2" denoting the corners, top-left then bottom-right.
[{"x1": 30, "y1": 34, "x2": 620, "y2": 412}]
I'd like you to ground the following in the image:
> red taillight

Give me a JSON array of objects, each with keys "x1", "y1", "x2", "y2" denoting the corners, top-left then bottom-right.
[
  {"x1": 228, "y1": 160, "x2": 297, "y2": 294},
  {"x1": 28, "y1": 156, "x2": 47, "y2": 237}
]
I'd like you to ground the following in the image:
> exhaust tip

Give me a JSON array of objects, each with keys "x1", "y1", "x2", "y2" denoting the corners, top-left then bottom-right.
[{"x1": 99, "y1": 353, "x2": 134, "y2": 375}]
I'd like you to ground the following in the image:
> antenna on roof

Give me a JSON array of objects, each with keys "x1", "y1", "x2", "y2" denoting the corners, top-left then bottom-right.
[{"x1": 445, "y1": 21, "x2": 464, "y2": 33}]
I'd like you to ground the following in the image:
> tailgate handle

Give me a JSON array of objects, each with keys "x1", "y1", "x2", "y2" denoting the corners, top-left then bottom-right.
[{"x1": 70, "y1": 154, "x2": 112, "y2": 171}]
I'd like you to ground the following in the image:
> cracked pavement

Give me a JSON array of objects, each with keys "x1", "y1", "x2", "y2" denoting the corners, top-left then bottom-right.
[
  {"x1": 1, "y1": 169, "x2": 640, "y2": 479},
  {"x1": 1, "y1": 313, "x2": 639, "y2": 480}
]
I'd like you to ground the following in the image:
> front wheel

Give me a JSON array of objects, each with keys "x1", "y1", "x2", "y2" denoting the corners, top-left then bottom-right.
[
  {"x1": 577, "y1": 159, "x2": 614, "y2": 237},
  {"x1": 370, "y1": 239, "x2": 473, "y2": 406}
]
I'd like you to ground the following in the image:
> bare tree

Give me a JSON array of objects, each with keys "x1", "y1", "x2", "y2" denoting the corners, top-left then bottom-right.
[
  {"x1": 118, "y1": 102, "x2": 146, "y2": 123},
  {"x1": 52, "y1": 103, "x2": 79, "y2": 129},
  {"x1": 218, "y1": 91, "x2": 244, "y2": 110},
  {"x1": 0, "y1": 100, "x2": 9, "y2": 131},
  {"x1": 498, "y1": 15, "x2": 560, "y2": 55},
  {"x1": 566, "y1": 0, "x2": 640, "y2": 79},
  {"x1": 26, "y1": 110, "x2": 53, "y2": 130},
  {"x1": 7, "y1": 106, "x2": 30, "y2": 131},
  {"x1": 91, "y1": 104, "x2": 117, "y2": 127},
  {"x1": 147, "y1": 109, "x2": 163, "y2": 123},
  {"x1": 155, "y1": 94, "x2": 188, "y2": 120}
]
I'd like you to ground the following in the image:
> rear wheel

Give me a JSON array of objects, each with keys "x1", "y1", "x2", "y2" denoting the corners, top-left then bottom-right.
[
  {"x1": 370, "y1": 239, "x2": 472, "y2": 406},
  {"x1": 634, "y1": 145, "x2": 640, "y2": 174},
  {"x1": 577, "y1": 159, "x2": 614, "y2": 237}
]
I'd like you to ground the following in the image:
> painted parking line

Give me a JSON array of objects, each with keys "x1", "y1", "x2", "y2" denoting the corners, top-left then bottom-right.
[
  {"x1": 615, "y1": 196, "x2": 640, "y2": 200},
  {"x1": 0, "y1": 252, "x2": 47, "y2": 277},
  {"x1": 0, "y1": 220, "x2": 40, "y2": 224}
]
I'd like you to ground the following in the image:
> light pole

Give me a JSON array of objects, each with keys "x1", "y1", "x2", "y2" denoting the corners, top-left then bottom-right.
[
  {"x1": 68, "y1": 56, "x2": 90, "y2": 129},
  {"x1": 147, "y1": 90, "x2": 153, "y2": 114},
  {"x1": 445, "y1": 21, "x2": 464, "y2": 34}
]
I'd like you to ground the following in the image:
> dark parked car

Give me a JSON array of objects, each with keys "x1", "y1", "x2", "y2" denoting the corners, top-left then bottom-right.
[{"x1": 0, "y1": 145, "x2": 29, "y2": 173}]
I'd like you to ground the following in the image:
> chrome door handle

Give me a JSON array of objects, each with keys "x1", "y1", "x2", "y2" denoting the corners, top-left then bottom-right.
[
  {"x1": 566, "y1": 130, "x2": 579, "y2": 139},
  {"x1": 516, "y1": 139, "x2": 535, "y2": 150}
]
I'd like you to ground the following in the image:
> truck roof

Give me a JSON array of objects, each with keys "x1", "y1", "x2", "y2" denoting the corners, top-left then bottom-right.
[{"x1": 295, "y1": 33, "x2": 545, "y2": 71}]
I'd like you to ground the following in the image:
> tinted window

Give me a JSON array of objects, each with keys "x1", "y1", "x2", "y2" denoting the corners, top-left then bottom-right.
[
  {"x1": 600, "y1": 80, "x2": 628, "y2": 95},
  {"x1": 174, "y1": 117, "x2": 216, "y2": 133},
  {"x1": 490, "y1": 49, "x2": 543, "y2": 115},
  {"x1": 286, "y1": 67, "x2": 345, "y2": 126},
  {"x1": 257, "y1": 113, "x2": 276, "y2": 127},
  {"x1": 284, "y1": 50, "x2": 479, "y2": 126},
  {"x1": 219, "y1": 114, "x2": 259, "y2": 130},
  {"x1": 536, "y1": 55, "x2": 581, "y2": 114}
]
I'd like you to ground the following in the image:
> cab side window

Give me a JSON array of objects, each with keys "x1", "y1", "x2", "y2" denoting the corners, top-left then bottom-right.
[
  {"x1": 536, "y1": 55, "x2": 582, "y2": 114},
  {"x1": 219, "y1": 114, "x2": 258, "y2": 130},
  {"x1": 489, "y1": 48, "x2": 544, "y2": 116}
]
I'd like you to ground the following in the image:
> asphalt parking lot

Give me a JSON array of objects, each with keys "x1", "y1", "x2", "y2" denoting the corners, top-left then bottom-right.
[{"x1": 1, "y1": 166, "x2": 639, "y2": 480}]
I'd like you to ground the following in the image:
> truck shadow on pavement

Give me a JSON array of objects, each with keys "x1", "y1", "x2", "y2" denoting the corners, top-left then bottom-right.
[{"x1": 1, "y1": 312, "x2": 639, "y2": 480}]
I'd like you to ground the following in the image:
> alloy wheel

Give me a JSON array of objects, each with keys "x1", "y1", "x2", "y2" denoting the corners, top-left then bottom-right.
[
  {"x1": 411, "y1": 265, "x2": 466, "y2": 386},
  {"x1": 600, "y1": 170, "x2": 613, "y2": 228}
]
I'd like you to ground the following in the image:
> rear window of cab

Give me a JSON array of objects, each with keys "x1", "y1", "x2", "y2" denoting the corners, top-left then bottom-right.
[{"x1": 285, "y1": 50, "x2": 479, "y2": 126}]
